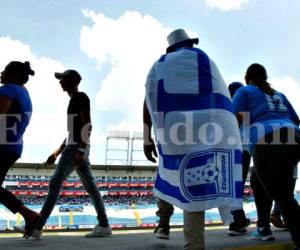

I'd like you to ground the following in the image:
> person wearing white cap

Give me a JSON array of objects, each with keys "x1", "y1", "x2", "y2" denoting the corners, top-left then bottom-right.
[{"x1": 144, "y1": 29, "x2": 243, "y2": 250}]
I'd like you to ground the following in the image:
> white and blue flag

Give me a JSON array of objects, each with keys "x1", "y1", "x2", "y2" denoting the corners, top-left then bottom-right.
[{"x1": 145, "y1": 47, "x2": 243, "y2": 212}]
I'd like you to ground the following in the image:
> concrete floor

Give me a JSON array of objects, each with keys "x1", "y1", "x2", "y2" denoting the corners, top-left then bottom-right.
[{"x1": 0, "y1": 226, "x2": 295, "y2": 250}]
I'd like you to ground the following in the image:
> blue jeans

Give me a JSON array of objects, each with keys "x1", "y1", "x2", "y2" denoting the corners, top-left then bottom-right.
[{"x1": 36, "y1": 145, "x2": 108, "y2": 229}]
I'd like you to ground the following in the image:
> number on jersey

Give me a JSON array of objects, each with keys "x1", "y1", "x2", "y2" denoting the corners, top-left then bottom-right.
[{"x1": 266, "y1": 94, "x2": 287, "y2": 112}]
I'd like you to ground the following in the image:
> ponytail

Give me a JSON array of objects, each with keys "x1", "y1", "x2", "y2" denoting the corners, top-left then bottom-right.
[
  {"x1": 245, "y1": 63, "x2": 275, "y2": 95},
  {"x1": 24, "y1": 61, "x2": 35, "y2": 77}
]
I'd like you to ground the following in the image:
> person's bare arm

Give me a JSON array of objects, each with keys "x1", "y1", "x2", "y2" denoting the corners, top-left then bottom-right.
[
  {"x1": 0, "y1": 95, "x2": 12, "y2": 114},
  {"x1": 73, "y1": 108, "x2": 92, "y2": 166},
  {"x1": 45, "y1": 139, "x2": 66, "y2": 165},
  {"x1": 143, "y1": 100, "x2": 157, "y2": 163},
  {"x1": 236, "y1": 112, "x2": 243, "y2": 126},
  {"x1": 79, "y1": 108, "x2": 92, "y2": 148}
]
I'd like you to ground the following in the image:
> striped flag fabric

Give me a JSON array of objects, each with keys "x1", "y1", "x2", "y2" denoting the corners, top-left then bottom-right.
[{"x1": 145, "y1": 47, "x2": 243, "y2": 212}]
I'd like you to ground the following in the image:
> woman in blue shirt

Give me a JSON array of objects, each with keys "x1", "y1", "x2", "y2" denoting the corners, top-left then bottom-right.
[
  {"x1": 0, "y1": 61, "x2": 40, "y2": 233},
  {"x1": 233, "y1": 63, "x2": 300, "y2": 249}
]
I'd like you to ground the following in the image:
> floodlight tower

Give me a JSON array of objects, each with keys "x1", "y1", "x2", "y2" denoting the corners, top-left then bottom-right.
[
  {"x1": 105, "y1": 130, "x2": 130, "y2": 165},
  {"x1": 129, "y1": 131, "x2": 153, "y2": 166}
]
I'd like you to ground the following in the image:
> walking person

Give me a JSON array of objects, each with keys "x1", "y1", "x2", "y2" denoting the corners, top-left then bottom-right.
[
  {"x1": 232, "y1": 63, "x2": 300, "y2": 249},
  {"x1": 144, "y1": 29, "x2": 243, "y2": 250},
  {"x1": 14, "y1": 69, "x2": 111, "y2": 239},
  {"x1": 0, "y1": 61, "x2": 40, "y2": 232},
  {"x1": 227, "y1": 82, "x2": 251, "y2": 236},
  {"x1": 153, "y1": 198, "x2": 174, "y2": 239},
  {"x1": 230, "y1": 81, "x2": 299, "y2": 233}
]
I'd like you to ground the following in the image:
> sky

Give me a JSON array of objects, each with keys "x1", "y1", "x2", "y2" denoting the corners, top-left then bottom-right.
[{"x1": 1, "y1": 0, "x2": 300, "y2": 168}]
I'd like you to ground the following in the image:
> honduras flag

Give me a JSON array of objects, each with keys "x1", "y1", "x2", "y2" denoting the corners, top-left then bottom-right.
[{"x1": 145, "y1": 47, "x2": 243, "y2": 212}]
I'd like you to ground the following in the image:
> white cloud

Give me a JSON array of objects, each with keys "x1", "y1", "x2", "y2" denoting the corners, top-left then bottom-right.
[
  {"x1": 270, "y1": 76, "x2": 300, "y2": 115},
  {"x1": 79, "y1": 11, "x2": 185, "y2": 164},
  {"x1": 80, "y1": 10, "x2": 173, "y2": 132},
  {"x1": 206, "y1": 0, "x2": 249, "y2": 11},
  {"x1": 80, "y1": 10, "x2": 199, "y2": 135},
  {"x1": 0, "y1": 37, "x2": 68, "y2": 162}
]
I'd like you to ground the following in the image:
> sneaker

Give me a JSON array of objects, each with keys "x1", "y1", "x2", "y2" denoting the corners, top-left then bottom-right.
[
  {"x1": 270, "y1": 214, "x2": 288, "y2": 229},
  {"x1": 251, "y1": 227, "x2": 275, "y2": 241},
  {"x1": 154, "y1": 226, "x2": 170, "y2": 240},
  {"x1": 13, "y1": 225, "x2": 42, "y2": 240},
  {"x1": 85, "y1": 224, "x2": 112, "y2": 238},
  {"x1": 228, "y1": 218, "x2": 250, "y2": 236}
]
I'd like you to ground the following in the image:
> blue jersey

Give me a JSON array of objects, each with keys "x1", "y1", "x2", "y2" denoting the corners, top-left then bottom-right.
[
  {"x1": 232, "y1": 85, "x2": 299, "y2": 151},
  {"x1": 0, "y1": 83, "x2": 32, "y2": 156}
]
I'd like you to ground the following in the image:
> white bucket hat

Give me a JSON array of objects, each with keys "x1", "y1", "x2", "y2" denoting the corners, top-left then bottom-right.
[{"x1": 166, "y1": 29, "x2": 199, "y2": 52}]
